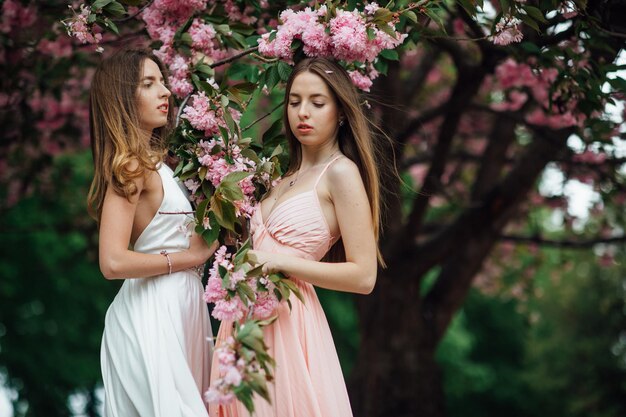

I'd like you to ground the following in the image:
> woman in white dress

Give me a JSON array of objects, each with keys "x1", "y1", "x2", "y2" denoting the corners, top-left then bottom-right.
[{"x1": 87, "y1": 48, "x2": 216, "y2": 417}]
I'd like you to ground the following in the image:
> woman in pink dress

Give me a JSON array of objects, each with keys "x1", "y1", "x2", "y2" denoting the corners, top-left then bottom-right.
[
  {"x1": 210, "y1": 57, "x2": 383, "y2": 417},
  {"x1": 88, "y1": 48, "x2": 217, "y2": 416}
]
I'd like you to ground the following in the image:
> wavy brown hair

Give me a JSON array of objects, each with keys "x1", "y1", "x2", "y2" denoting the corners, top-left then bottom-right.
[
  {"x1": 283, "y1": 58, "x2": 385, "y2": 266},
  {"x1": 87, "y1": 48, "x2": 173, "y2": 221}
]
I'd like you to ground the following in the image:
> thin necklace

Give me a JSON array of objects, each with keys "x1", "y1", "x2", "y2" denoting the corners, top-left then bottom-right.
[{"x1": 289, "y1": 151, "x2": 339, "y2": 187}]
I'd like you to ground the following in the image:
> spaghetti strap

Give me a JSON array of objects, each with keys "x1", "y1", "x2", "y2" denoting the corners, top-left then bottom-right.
[{"x1": 313, "y1": 156, "x2": 343, "y2": 189}]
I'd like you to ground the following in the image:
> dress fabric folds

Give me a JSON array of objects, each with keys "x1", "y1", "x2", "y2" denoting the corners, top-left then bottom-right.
[
  {"x1": 210, "y1": 157, "x2": 353, "y2": 417},
  {"x1": 101, "y1": 163, "x2": 213, "y2": 417}
]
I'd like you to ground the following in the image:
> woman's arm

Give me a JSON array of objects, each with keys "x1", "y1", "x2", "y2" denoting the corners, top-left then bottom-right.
[
  {"x1": 98, "y1": 167, "x2": 216, "y2": 280},
  {"x1": 248, "y1": 159, "x2": 378, "y2": 294}
]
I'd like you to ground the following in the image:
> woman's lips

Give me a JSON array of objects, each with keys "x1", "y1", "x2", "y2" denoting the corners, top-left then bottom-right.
[
  {"x1": 158, "y1": 103, "x2": 168, "y2": 114},
  {"x1": 297, "y1": 123, "x2": 313, "y2": 133}
]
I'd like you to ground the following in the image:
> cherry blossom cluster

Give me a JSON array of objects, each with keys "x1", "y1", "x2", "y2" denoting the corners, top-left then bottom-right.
[
  {"x1": 204, "y1": 337, "x2": 245, "y2": 404},
  {"x1": 204, "y1": 246, "x2": 279, "y2": 322},
  {"x1": 204, "y1": 329, "x2": 269, "y2": 408},
  {"x1": 257, "y1": 4, "x2": 407, "y2": 91},
  {"x1": 183, "y1": 134, "x2": 258, "y2": 217},
  {"x1": 182, "y1": 91, "x2": 242, "y2": 136},
  {"x1": 1, "y1": 0, "x2": 36, "y2": 34},
  {"x1": 490, "y1": 58, "x2": 583, "y2": 129},
  {"x1": 62, "y1": 4, "x2": 103, "y2": 52},
  {"x1": 141, "y1": 0, "x2": 231, "y2": 97},
  {"x1": 491, "y1": 16, "x2": 523, "y2": 46}
]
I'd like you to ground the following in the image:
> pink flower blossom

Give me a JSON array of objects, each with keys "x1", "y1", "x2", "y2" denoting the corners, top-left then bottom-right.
[
  {"x1": 189, "y1": 19, "x2": 218, "y2": 55},
  {"x1": 184, "y1": 179, "x2": 201, "y2": 194},
  {"x1": 204, "y1": 386, "x2": 235, "y2": 404},
  {"x1": 364, "y1": 3, "x2": 380, "y2": 15},
  {"x1": 37, "y1": 37, "x2": 73, "y2": 58},
  {"x1": 573, "y1": 150, "x2": 607, "y2": 164},
  {"x1": 64, "y1": 5, "x2": 102, "y2": 46},
  {"x1": 492, "y1": 18, "x2": 523, "y2": 46},
  {"x1": 1, "y1": 0, "x2": 36, "y2": 34},
  {"x1": 212, "y1": 297, "x2": 246, "y2": 321},
  {"x1": 348, "y1": 70, "x2": 373, "y2": 92},
  {"x1": 205, "y1": 276, "x2": 227, "y2": 303},
  {"x1": 223, "y1": 366, "x2": 243, "y2": 386},
  {"x1": 253, "y1": 291, "x2": 279, "y2": 320}
]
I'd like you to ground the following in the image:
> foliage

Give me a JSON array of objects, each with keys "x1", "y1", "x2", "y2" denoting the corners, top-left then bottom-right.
[
  {"x1": 0, "y1": 152, "x2": 118, "y2": 417},
  {"x1": 438, "y1": 247, "x2": 626, "y2": 417}
]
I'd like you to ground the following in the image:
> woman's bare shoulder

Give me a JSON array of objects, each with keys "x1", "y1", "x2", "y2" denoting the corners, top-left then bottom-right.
[{"x1": 324, "y1": 156, "x2": 367, "y2": 203}]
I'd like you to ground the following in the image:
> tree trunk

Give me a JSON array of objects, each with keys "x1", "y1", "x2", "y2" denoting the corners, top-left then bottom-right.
[{"x1": 349, "y1": 261, "x2": 445, "y2": 417}]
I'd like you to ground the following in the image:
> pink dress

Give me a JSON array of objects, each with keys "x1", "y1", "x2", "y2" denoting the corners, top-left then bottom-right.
[{"x1": 210, "y1": 157, "x2": 353, "y2": 417}]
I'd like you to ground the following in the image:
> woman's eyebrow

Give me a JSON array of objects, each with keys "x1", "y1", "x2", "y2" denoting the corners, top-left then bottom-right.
[
  {"x1": 288, "y1": 93, "x2": 327, "y2": 98},
  {"x1": 141, "y1": 75, "x2": 165, "y2": 81}
]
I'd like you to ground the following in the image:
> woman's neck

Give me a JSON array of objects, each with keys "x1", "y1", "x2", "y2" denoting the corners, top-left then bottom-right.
[{"x1": 300, "y1": 141, "x2": 340, "y2": 169}]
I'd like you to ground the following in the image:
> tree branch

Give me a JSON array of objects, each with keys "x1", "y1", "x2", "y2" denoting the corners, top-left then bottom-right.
[
  {"x1": 420, "y1": 127, "x2": 571, "y2": 342},
  {"x1": 209, "y1": 47, "x2": 259, "y2": 69}
]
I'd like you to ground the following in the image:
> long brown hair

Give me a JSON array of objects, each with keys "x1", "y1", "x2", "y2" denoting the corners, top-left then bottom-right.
[
  {"x1": 283, "y1": 58, "x2": 385, "y2": 266},
  {"x1": 87, "y1": 48, "x2": 173, "y2": 221}
]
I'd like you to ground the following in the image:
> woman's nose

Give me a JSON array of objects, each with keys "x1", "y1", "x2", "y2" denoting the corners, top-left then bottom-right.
[
  {"x1": 298, "y1": 104, "x2": 309, "y2": 119},
  {"x1": 160, "y1": 83, "x2": 171, "y2": 98}
]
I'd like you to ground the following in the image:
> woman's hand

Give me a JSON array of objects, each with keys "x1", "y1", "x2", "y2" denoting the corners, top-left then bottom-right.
[
  {"x1": 246, "y1": 250, "x2": 282, "y2": 275},
  {"x1": 188, "y1": 233, "x2": 218, "y2": 266}
]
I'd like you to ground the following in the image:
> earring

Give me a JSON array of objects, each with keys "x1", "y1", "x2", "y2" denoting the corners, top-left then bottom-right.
[{"x1": 339, "y1": 119, "x2": 344, "y2": 127}]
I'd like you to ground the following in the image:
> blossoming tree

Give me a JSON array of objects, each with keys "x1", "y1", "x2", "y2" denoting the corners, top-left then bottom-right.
[{"x1": 1, "y1": 0, "x2": 625, "y2": 415}]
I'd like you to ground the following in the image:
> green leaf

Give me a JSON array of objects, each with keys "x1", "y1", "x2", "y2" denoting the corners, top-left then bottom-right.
[
  {"x1": 104, "y1": 1, "x2": 126, "y2": 17},
  {"x1": 265, "y1": 65, "x2": 280, "y2": 90},
  {"x1": 376, "y1": 22, "x2": 399, "y2": 39},
  {"x1": 219, "y1": 126, "x2": 230, "y2": 146},
  {"x1": 195, "y1": 63, "x2": 215, "y2": 78},
  {"x1": 520, "y1": 41, "x2": 542, "y2": 53},
  {"x1": 213, "y1": 199, "x2": 237, "y2": 231},
  {"x1": 91, "y1": 0, "x2": 113, "y2": 11},
  {"x1": 524, "y1": 5, "x2": 547, "y2": 23},
  {"x1": 456, "y1": 0, "x2": 476, "y2": 17},
  {"x1": 222, "y1": 170, "x2": 252, "y2": 184},
  {"x1": 373, "y1": 8, "x2": 394, "y2": 23},
  {"x1": 222, "y1": 104, "x2": 236, "y2": 134},
  {"x1": 237, "y1": 282, "x2": 256, "y2": 303},
  {"x1": 218, "y1": 264, "x2": 228, "y2": 279},
  {"x1": 270, "y1": 144, "x2": 283, "y2": 159},
  {"x1": 103, "y1": 18, "x2": 119, "y2": 35},
  {"x1": 262, "y1": 117, "x2": 284, "y2": 144},
  {"x1": 379, "y1": 49, "x2": 399, "y2": 60},
  {"x1": 403, "y1": 10, "x2": 419, "y2": 23},
  {"x1": 218, "y1": 181, "x2": 244, "y2": 202},
  {"x1": 229, "y1": 82, "x2": 257, "y2": 96},
  {"x1": 180, "y1": 32, "x2": 193, "y2": 45},
  {"x1": 234, "y1": 238, "x2": 251, "y2": 265},
  {"x1": 499, "y1": 0, "x2": 511, "y2": 15},
  {"x1": 227, "y1": 62, "x2": 255, "y2": 81},
  {"x1": 519, "y1": 13, "x2": 540, "y2": 32},
  {"x1": 201, "y1": 212, "x2": 220, "y2": 245},
  {"x1": 424, "y1": 9, "x2": 446, "y2": 32},
  {"x1": 195, "y1": 198, "x2": 210, "y2": 224},
  {"x1": 277, "y1": 61, "x2": 292, "y2": 82}
]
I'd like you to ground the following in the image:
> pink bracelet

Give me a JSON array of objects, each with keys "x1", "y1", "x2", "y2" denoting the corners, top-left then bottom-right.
[{"x1": 160, "y1": 250, "x2": 172, "y2": 275}]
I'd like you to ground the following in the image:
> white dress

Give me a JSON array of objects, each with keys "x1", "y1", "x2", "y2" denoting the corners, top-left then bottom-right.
[{"x1": 101, "y1": 163, "x2": 212, "y2": 417}]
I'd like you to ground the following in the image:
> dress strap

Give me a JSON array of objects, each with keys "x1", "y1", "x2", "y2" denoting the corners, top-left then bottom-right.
[{"x1": 313, "y1": 156, "x2": 343, "y2": 189}]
